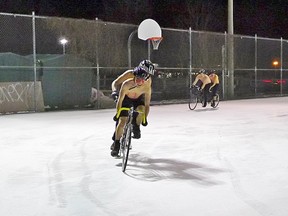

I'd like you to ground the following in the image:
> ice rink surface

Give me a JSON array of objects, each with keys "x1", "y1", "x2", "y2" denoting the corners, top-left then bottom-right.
[{"x1": 1, "y1": 97, "x2": 288, "y2": 216}]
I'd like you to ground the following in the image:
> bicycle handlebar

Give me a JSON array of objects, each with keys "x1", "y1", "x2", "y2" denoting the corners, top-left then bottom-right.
[{"x1": 115, "y1": 107, "x2": 146, "y2": 124}]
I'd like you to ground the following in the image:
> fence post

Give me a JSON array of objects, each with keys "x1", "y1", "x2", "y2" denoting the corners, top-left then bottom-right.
[
  {"x1": 254, "y1": 34, "x2": 258, "y2": 96},
  {"x1": 221, "y1": 44, "x2": 226, "y2": 99},
  {"x1": 95, "y1": 18, "x2": 100, "y2": 109},
  {"x1": 32, "y1": 11, "x2": 37, "y2": 112},
  {"x1": 189, "y1": 27, "x2": 192, "y2": 88},
  {"x1": 227, "y1": 34, "x2": 234, "y2": 99},
  {"x1": 280, "y1": 37, "x2": 283, "y2": 96}
]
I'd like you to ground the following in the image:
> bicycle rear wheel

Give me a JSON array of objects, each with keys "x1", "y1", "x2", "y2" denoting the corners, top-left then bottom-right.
[
  {"x1": 211, "y1": 93, "x2": 220, "y2": 108},
  {"x1": 188, "y1": 88, "x2": 198, "y2": 110},
  {"x1": 121, "y1": 123, "x2": 132, "y2": 172}
]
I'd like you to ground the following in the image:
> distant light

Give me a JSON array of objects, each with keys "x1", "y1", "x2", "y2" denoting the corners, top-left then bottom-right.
[
  {"x1": 277, "y1": 80, "x2": 286, "y2": 84},
  {"x1": 262, "y1": 79, "x2": 272, "y2": 83},
  {"x1": 59, "y1": 38, "x2": 68, "y2": 54},
  {"x1": 59, "y1": 38, "x2": 68, "y2": 45},
  {"x1": 272, "y1": 60, "x2": 279, "y2": 66}
]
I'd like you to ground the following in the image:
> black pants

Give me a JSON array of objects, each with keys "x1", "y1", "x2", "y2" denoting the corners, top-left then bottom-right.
[
  {"x1": 210, "y1": 84, "x2": 219, "y2": 98},
  {"x1": 202, "y1": 84, "x2": 211, "y2": 105},
  {"x1": 112, "y1": 95, "x2": 145, "y2": 141}
]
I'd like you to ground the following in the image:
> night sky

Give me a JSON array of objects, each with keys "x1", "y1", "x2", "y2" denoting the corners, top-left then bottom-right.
[{"x1": 1, "y1": 0, "x2": 288, "y2": 39}]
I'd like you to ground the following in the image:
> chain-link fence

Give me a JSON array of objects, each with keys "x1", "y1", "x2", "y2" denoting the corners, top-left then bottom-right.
[{"x1": 0, "y1": 12, "x2": 287, "y2": 113}]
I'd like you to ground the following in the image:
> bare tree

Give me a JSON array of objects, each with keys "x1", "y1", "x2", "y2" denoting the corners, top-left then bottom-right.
[
  {"x1": 173, "y1": 0, "x2": 225, "y2": 31},
  {"x1": 102, "y1": 0, "x2": 153, "y2": 24}
]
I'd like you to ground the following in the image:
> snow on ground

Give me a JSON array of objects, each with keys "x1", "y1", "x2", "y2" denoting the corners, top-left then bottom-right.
[{"x1": 1, "y1": 97, "x2": 288, "y2": 216}]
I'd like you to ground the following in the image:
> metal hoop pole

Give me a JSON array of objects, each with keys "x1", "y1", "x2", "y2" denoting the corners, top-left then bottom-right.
[
  {"x1": 128, "y1": 29, "x2": 137, "y2": 68},
  {"x1": 148, "y1": 40, "x2": 151, "y2": 60}
]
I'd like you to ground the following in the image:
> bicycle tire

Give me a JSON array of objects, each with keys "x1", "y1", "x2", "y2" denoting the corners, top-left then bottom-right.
[
  {"x1": 212, "y1": 93, "x2": 220, "y2": 108},
  {"x1": 121, "y1": 121, "x2": 132, "y2": 172},
  {"x1": 188, "y1": 88, "x2": 198, "y2": 110}
]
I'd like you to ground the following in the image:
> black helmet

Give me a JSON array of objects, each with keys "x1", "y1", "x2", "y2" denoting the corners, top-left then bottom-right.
[
  {"x1": 199, "y1": 69, "x2": 206, "y2": 74},
  {"x1": 133, "y1": 66, "x2": 150, "y2": 80},
  {"x1": 138, "y1": 60, "x2": 155, "y2": 75},
  {"x1": 209, "y1": 70, "x2": 216, "y2": 75}
]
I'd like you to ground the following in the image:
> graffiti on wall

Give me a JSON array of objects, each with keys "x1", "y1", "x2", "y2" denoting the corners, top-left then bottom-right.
[{"x1": 0, "y1": 82, "x2": 44, "y2": 113}]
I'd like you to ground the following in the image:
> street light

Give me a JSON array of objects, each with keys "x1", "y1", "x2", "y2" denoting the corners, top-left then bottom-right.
[
  {"x1": 272, "y1": 60, "x2": 279, "y2": 84},
  {"x1": 59, "y1": 38, "x2": 68, "y2": 54},
  {"x1": 272, "y1": 60, "x2": 279, "y2": 67},
  {"x1": 272, "y1": 60, "x2": 279, "y2": 74}
]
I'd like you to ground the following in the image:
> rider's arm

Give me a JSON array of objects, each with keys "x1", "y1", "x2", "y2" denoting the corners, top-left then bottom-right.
[
  {"x1": 111, "y1": 70, "x2": 134, "y2": 92},
  {"x1": 214, "y1": 74, "x2": 220, "y2": 84},
  {"x1": 115, "y1": 83, "x2": 128, "y2": 113},
  {"x1": 192, "y1": 76, "x2": 199, "y2": 86},
  {"x1": 210, "y1": 74, "x2": 219, "y2": 89},
  {"x1": 210, "y1": 83, "x2": 216, "y2": 90},
  {"x1": 210, "y1": 78, "x2": 216, "y2": 89}
]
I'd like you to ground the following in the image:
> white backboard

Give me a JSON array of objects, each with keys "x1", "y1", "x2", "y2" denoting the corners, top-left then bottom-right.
[{"x1": 138, "y1": 19, "x2": 162, "y2": 40}]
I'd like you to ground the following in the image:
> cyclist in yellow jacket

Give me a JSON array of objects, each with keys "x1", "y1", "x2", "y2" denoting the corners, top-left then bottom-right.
[
  {"x1": 192, "y1": 69, "x2": 211, "y2": 107},
  {"x1": 110, "y1": 60, "x2": 155, "y2": 157},
  {"x1": 208, "y1": 70, "x2": 220, "y2": 107}
]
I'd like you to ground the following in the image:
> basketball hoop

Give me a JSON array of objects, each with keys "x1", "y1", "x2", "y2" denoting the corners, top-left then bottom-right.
[{"x1": 148, "y1": 37, "x2": 163, "y2": 50}]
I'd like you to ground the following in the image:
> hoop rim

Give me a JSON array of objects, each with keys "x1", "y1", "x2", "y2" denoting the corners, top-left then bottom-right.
[{"x1": 148, "y1": 36, "x2": 163, "y2": 41}]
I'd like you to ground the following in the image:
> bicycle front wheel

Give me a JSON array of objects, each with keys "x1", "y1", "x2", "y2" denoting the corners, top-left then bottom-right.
[
  {"x1": 188, "y1": 88, "x2": 198, "y2": 110},
  {"x1": 121, "y1": 123, "x2": 132, "y2": 172}
]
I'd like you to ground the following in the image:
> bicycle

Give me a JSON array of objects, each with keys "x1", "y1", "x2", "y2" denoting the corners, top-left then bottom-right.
[
  {"x1": 188, "y1": 85, "x2": 219, "y2": 110},
  {"x1": 114, "y1": 107, "x2": 146, "y2": 172}
]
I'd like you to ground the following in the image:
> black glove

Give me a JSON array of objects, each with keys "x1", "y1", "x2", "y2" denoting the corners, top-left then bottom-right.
[
  {"x1": 192, "y1": 85, "x2": 200, "y2": 91},
  {"x1": 142, "y1": 118, "x2": 148, "y2": 126},
  {"x1": 111, "y1": 91, "x2": 119, "y2": 102},
  {"x1": 113, "y1": 115, "x2": 119, "y2": 121}
]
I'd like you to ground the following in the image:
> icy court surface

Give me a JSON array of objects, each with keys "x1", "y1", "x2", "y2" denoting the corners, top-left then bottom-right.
[{"x1": 1, "y1": 97, "x2": 288, "y2": 216}]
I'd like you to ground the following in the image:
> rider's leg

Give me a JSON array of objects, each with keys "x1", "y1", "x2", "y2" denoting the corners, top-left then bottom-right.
[
  {"x1": 110, "y1": 120, "x2": 119, "y2": 149},
  {"x1": 111, "y1": 116, "x2": 127, "y2": 157},
  {"x1": 202, "y1": 86, "x2": 209, "y2": 107},
  {"x1": 211, "y1": 84, "x2": 219, "y2": 107},
  {"x1": 131, "y1": 105, "x2": 145, "y2": 139}
]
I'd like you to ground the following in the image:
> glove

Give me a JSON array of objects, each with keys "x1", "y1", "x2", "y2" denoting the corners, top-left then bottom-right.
[
  {"x1": 192, "y1": 85, "x2": 199, "y2": 91},
  {"x1": 113, "y1": 114, "x2": 119, "y2": 121},
  {"x1": 111, "y1": 91, "x2": 119, "y2": 102},
  {"x1": 142, "y1": 118, "x2": 148, "y2": 126}
]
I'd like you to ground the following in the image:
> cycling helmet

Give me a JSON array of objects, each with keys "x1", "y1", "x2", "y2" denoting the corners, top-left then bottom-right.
[
  {"x1": 199, "y1": 69, "x2": 206, "y2": 74},
  {"x1": 133, "y1": 66, "x2": 150, "y2": 80},
  {"x1": 138, "y1": 60, "x2": 155, "y2": 75}
]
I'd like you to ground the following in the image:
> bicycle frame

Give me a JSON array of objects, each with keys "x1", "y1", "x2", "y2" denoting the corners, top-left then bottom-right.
[
  {"x1": 188, "y1": 86, "x2": 219, "y2": 110},
  {"x1": 115, "y1": 107, "x2": 146, "y2": 172}
]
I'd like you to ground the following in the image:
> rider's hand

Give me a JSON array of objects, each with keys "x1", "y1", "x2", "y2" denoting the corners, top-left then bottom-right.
[
  {"x1": 111, "y1": 91, "x2": 119, "y2": 102},
  {"x1": 192, "y1": 85, "x2": 200, "y2": 91},
  {"x1": 113, "y1": 114, "x2": 118, "y2": 121}
]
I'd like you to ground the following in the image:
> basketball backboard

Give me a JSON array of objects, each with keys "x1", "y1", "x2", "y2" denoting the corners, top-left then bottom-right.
[{"x1": 138, "y1": 19, "x2": 162, "y2": 40}]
